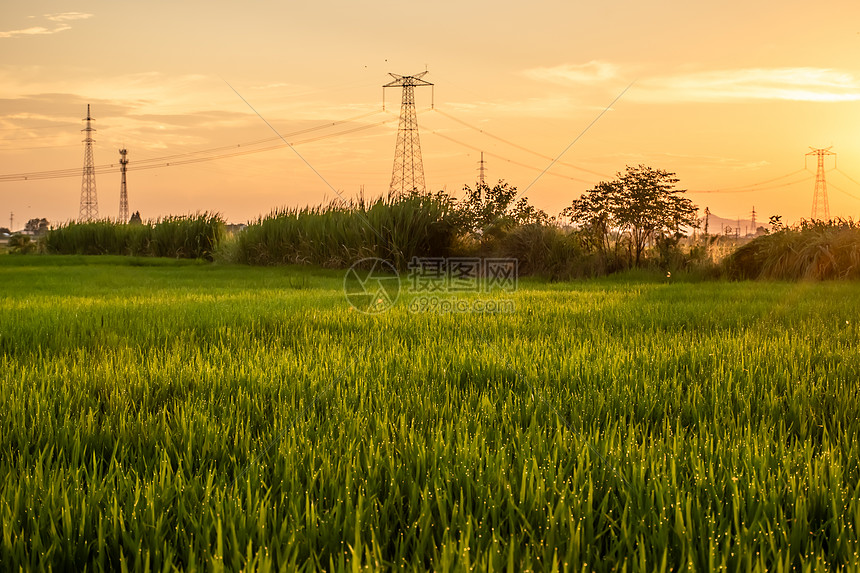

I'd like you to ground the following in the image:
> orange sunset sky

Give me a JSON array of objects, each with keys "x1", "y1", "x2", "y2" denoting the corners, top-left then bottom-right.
[{"x1": 2, "y1": 0, "x2": 860, "y2": 227}]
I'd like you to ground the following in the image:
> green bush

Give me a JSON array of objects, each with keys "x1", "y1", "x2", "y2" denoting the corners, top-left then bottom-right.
[{"x1": 7, "y1": 234, "x2": 38, "y2": 255}]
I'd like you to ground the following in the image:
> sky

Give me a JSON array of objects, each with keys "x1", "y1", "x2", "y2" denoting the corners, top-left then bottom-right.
[{"x1": 1, "y1": 0, "x2": 860, "y2": 228}]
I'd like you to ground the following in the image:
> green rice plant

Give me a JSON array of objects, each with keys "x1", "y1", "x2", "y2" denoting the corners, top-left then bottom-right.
[{"x1": 0, "y1": 257, "x2": 857, "y2": 570}]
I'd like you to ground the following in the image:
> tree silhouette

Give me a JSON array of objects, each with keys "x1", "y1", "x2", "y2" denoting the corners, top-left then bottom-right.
[{"x1": 563, "y1": 165, "x2": 699, "y2": 267}]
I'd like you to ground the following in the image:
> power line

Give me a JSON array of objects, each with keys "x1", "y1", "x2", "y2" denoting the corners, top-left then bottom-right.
[
  {"x1": 0, "y1": 114, "x2": 394, "y2": 183},
  {"x1": 96, "y1": 109, "x2": 386, "y2": 165},
  {"x1": 427, "y1": 130, "x2": 595, "y2": 184},
  {"x1": 520, "y1": 81, "x2": 635, "y2": 197},
  {"x1": 833, "y1": 168, "x2": 860, "y2": 188},
  {"x1": 689, "y1": 169, "x2": 809, "y2": 193},
  {"x1": 432, "y1": 108, "x2": 610, "y2": 178},
  {"x1": 826, "y1": 181, "x2": 860, "y2": 202},
  {"x1": 689, "y1": 173, "x2": 813, "y2": 194}
]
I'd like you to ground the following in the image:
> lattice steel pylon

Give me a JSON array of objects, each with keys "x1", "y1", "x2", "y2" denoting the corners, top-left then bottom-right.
[
  {"x1": 806, "y1": 147, "x2": 836, "y2": 221},
  {"x1": 78, "y1": 105, "x2": 99, "y2": 222},
  {"x1": 383, "y1": 72, "x2": 433, "y2": 197},
  {"x1": 118, "y1": 148, "x2": 129, "y2": 222}
]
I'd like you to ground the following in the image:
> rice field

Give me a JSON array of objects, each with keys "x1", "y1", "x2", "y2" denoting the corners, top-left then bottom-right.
[{"x1": 0, "y1": 255, "x2": 858, "y2": 571}]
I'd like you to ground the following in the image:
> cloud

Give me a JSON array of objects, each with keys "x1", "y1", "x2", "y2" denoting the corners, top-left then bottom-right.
[
  {"x1": 446, "y1": 95, "x2": 603, "y2": 118},
  {"x1": 0, "y1": 93, "x2": 135, "y2": 121},
  {"x1": 526, "y1": 62, "x2": 860, "y2": 103},
  {"x1": 0, "y1": 25, "x2": 71, "y2": 39},
  {"x1": 44, "y1": 12, "x2": 93, "y2": 22},
  {"x1": 251, "y1": 82, "x2": 295, "y2": 90},
  {"x1": 0, "y1": 13, "x2": 92, "y2": 39},
  {"x1": 638, "y1": 68, "x2": 860, "y2": 103},
  {"x1": 524, "y1": 61, "x2": 620, "y2": 85}
]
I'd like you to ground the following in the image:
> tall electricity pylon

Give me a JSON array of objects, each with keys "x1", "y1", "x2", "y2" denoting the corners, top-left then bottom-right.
[
  {"x1": 806, "y1": 147, "x2": 836, "y2": 221},
  {"x1": 383, "y1": 72, "x2": 433, "y2": 197},
  {"x1": 478, "y1": 151, "x2": 487, "y2": 186},
  {"x1": 118, "y1": 148, "x2": 129, "y2": 222},
  {"x1": 79, "y1": 105, "x2": 99, "y2": 222}
]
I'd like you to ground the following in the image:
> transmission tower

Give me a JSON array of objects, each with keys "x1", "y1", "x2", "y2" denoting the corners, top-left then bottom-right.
[
  {"x1": 118, "y1": 148, "x2": 129, "y2": 222},
  {"x1": 78, "y1": 105, "x2": 99, "y2": 222},
  {"x1": 806, "y1": 147, "x2": 836, "y2": 221},
  {"x1": 383, "y1": 72, "x2": 433, "y2": 197},
  {"x1": 478, "y1": 151, "x2": 487, "y2": 186}
]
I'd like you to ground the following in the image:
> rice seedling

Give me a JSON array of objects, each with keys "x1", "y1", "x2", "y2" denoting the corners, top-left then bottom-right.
[{"x1": 0, "y1": 256, "x2": 857, "y2": 570}]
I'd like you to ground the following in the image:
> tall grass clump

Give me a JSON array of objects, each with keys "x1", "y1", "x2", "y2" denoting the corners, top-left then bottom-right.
[
  {"x1": 45, "y1": 213, "x2": 225, "y2": 260},
  {"x1": 492, "y1": 223, "x2": 598, "y2": 279},
  {"x1": 725, "y1": 218, "x2": 860, "y2": 280},
  {"x1": 234, "y1": 193, "x2": 459, "y2": 269},
  {"x1": 148, "y1": 214, "x2": 225, "y2": 259}
]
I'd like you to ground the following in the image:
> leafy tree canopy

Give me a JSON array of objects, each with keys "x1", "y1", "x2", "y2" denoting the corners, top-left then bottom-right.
[
  {"x1": 460, "y1": 180, "x2": 550, "y2": 235},
  {"x1": 562, "y1": 165, "x2": 699, "y2": 266}
]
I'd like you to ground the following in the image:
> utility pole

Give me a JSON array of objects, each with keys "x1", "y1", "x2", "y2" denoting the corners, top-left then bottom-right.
[
  {"x1": 78, "y1": 105, "x2": 99, "y2": 222},
  {"x1": 118, "y1": 148, "x2": 129, "y2": 222},
  {"x1": 806, "y1": 147, "x2": 836, "y2": 221},
  {"x1": 383, "y1": 72, "x2": 433, "y2": 197}
]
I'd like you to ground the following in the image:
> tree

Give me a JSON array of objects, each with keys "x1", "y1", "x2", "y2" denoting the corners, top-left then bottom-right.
[
  {"x1": 511, "y1": 197, "x2": 551, "y2": 226},
  {"x1": 129, "y1": 211, "x2": 143, "y2": 225},
  {"x1": 562, "y1": 165, "x2": 699, "y2": 267},
  {"x1": 561, "y1": 181, "x2": 614, "y2": 257},
  {"x1": 24, "y1": 218, "x2": 49, "y2": 236},
  {"x1": 460, "y1": 180, "x2": 548, "y2": 237}
]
